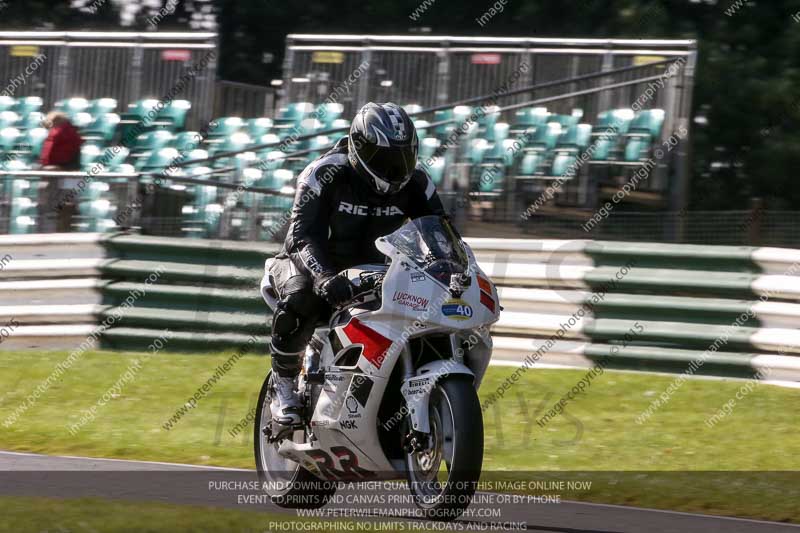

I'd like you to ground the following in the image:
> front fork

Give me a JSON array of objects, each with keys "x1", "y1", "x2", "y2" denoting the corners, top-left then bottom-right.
[{"x1": 398, "y1": 338, "x2": 475, "y2": 451}]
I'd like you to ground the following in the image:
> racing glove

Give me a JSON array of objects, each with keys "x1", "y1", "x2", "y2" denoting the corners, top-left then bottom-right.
[{"x1": 316, "y1": 274, "x2": 356, "y2": 307}]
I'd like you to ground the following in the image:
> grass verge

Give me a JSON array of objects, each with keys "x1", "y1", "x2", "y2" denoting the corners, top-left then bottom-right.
[
  {"x1": 0, "y1": 496, "x2": 339, "y2": 533},
  {"x1": 1, "y1": 350, "x2": 798, "y2": 522}
]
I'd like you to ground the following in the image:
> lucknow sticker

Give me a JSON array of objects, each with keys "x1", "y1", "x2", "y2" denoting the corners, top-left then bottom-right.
[{"x1": 441, "y1": 298, "x2": 473, "y2": 321}]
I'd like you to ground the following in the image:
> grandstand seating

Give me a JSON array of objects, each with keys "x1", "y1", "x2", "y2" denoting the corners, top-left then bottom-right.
[{"x1": 0, "y1": 94, "x2": 667, "y2": 236}]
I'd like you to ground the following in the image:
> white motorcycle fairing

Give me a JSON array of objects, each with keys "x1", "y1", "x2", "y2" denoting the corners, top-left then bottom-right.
[{"x1": 259, "y1": 216, "x2": 501, "y2": 481}]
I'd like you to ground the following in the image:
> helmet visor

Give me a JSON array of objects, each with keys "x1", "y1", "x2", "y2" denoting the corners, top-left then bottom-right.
[{"x1": 362, "y1": 143, "x2": 416, "y2": 183}]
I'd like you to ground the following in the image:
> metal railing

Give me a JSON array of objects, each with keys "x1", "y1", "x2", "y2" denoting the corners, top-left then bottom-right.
[
  {"x1": 2, "y1": 168, "x2": 798, "y2": 247},
  {"x1": 282, "y1": 34, "x2": 696, "y2": 118},
  {"x1": 0, "y1": 31, "x2": 217, "y2": 127},
  {"x1": 0, "y1": 42, "x2": 703, "y2": 242}
]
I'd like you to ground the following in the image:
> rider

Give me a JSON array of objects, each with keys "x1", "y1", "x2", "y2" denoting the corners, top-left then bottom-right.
[{"x1": 267, "y1": 102, "x2": 446, "y2": 425}]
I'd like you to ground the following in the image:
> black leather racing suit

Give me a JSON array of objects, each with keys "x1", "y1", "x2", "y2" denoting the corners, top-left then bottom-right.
[{"x1": 268, "y1": 137, "x2": 445, "y2": 376}]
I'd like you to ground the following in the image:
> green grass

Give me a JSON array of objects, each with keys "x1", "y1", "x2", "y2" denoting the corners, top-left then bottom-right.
[
  {"x1": 1, "y1": 350, "x2": 799, "y2": 522},
  {"x1": 0, "y1": 496, "x2": 338, "y2": 533}
]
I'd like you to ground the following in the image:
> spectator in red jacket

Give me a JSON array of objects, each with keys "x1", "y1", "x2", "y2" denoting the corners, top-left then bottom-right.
[
  {"x1": 40, "y1": 112, "x2": 82, "y2": 169},
  {"x1": 39, "y1": 111, "x2": 83, "y2": 232}
]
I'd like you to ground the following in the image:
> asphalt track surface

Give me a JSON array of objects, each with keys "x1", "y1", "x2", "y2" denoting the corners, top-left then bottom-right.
[{"x1": 1, "y1": 451, "x2": 799, "y2": 533}]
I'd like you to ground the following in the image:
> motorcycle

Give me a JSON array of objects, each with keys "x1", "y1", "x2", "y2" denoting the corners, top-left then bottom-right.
[{"x1": 255, "y1": 215, "x2": 501, "y2": 520}]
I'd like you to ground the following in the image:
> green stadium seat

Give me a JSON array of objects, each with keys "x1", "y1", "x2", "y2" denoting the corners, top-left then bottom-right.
[
  {"x1": 476, "y1": 105, "x2": 501, "y2": 134},
  {"x1": 2, "y1": 159, "x2": 38, "y2": 234},
  {"x1": 623, "y1": 137, "x2": 653, "y2": 162},
  {"x1": 256, "y1": 168, "x2": 294, "y2": 191},
  {"x1": 9, "y1": 191, "x2": 38, "y2": 234},
  {"x1": 412, "y1": 119, "x2": 430, "y2": 140},
  {"x1": 623, "y1": 109, "x2": 665, "y2": 162},
  {"x1": 257, "y1": 168, "x2": 295, "y2": 234},
  {"x1": 628, "y1": 108, "x2": 665, "y2": 138},
  {"x1": 83, "y1": 113, "x2": 120, "y2": 143},
  {"x1": 121, "y1": 98, "x2": 186, "y2": 135},
  {"x1": 81, "y1": 144, "x2": 104, "y2": 168},
  {"x1": 275, "y1": 102, "x2": 314, "y2": 124},
  {"x1": 477, "y1": 162, "x2": 504, "y2": 193},
  {"x1": 172, "y1": 131, "x2": 204, "y2": 153},
  {"x1": 256, "y1": 147, "x2": 287, "y2": 172},
  {"x1": 525, "y1": 122, "x2": 562, "y2": 152},
  {"x1": 55, "y1": 98, "x2": 91, "y2": 118},
  {"x1": 76, "y1": 183, "x2": 117, "y2": 232},
  {"x1": 131, "y1": 130, "x2": 174, "y2": 160},
  {"x1": 184, "y1": 148, "x2": 209, "y2": 168},
  {"x1": 590, "y1": 109, "x2": 635, "y2": 162},
  {"x1": 468, "y1": 138, "x2": 491, "y2": 166},
  {"x1": 207, "y1": 132, "x2": 252, "y2": 157},
  {"x1": 486, "y1": 122, "x2": 510, "y2": 144},
  {"x1": 18, "y1": 112, "x2": 44, "y2": 131},
  {"x1": 71, "y1": 112, "x2": 94, "y2": 130},
  {"x1": 94, "y1": 146, "x2": 130, "y2": 171},
  {"x1": 13, "y1": 97, "x2": 42, "y2": 117},
  {"x1": 513, "y1": 122, "x2": 563, "y2": 177},
  {"x1": 549, "y1": 109, "x2": 583, "y2": 128},
  {"x1": 558, "y1": 123, "x2": 593, "y2": 150},
  {"x1": 307, "y1": 134, "x2": 332, "y2": 159},
  {"x1": 0, "y1": 127, "x2": 21, "y2": 154},
  {"x1": 516, "y1": 151, "x2": 548, "y2": 178},
  {"x1": 0, "y1": 112, "x2": 20, "y2": 130},
  {"x1": 596, "y1": 109, "x2": 635, "y2": 135},
  {"x1": 125, "y1": 98, "x2": 160, "y2": 120},
  {"x1": 0, "y1": 96, "x2": 15, "y2": 113},
  {"x1": 181, "y1": 169, "x2": 223, "y2": 238},
  {"x1": 419, "y1": 137, "x2": 441, "y2": 162},
  {"x1": 432, "y1": 106, "x2": 472, "y2": 139},
  {"x1": 330, "y1": 118, "x2": 350, "y2": 131},
  {"x1": 89, "y1": 98, "x2": 118, "y2": 116},
  {"x1": 140, "y1": 147, "x2": 181, "y2": 172},
  {"x1": 271, "y1": 103, "x2": 314, "y2": 139},
  {"x1": 15, "y1": 128, "x2": 48, "y2": 163},
  {"x1": 207, "y1": 117, "x2": 245, "y2": 139},
  {"x1": 157, "y1": 99, "x2": 191, "y2": 130},
  {"x1": 511, "y1": 106, "x2": 549, "y2": 133},
  {"x1": 245, "y1": 118, "x2": 273, "y2": 139},
  {"x1": 315, "y1": 103, "x2": 343, "y2": 129},
  {"x1": 119, "y1": 99, "x2": 163, "y2": 139},
  {"x1": 425, "y1": 157, "x2": 446, "y2": 186},
  {"x1": 499, "y1": 135, "x2": 529, "y2": 167},
  {"x1": 551, "y1": 124, "x2": 593, "y2": 176},
  {"x1": 253, "y1": 133, "x2": 282, "y2": 166}
]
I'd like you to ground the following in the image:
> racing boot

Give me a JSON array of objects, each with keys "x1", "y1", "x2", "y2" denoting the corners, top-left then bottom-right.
[{"x1": 271, "y1": 374, "x2": 302, "y2": 426}]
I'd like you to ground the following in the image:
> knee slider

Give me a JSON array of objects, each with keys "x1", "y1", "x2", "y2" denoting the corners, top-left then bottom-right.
[
  {"x1": 272, "y1": 301, "x2": 301, "y2": 337},
  {"x1": 283, "y1": 289, "x2": 321, "y2": 318}
]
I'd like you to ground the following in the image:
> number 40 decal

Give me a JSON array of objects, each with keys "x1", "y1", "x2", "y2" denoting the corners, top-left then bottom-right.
[{"x1": 306, "y1": 446, "x2": 374, "y2": 479}]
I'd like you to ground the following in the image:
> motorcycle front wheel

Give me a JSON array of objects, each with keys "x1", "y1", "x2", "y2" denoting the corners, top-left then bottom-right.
[
  {"x1": 254, "y1": 371, "x2": 335, "y2": 509},
  {"x1": 405, "y1": 375, "x2": 484, "y2": 521}
]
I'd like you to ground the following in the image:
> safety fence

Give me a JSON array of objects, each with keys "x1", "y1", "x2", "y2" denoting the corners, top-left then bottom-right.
[
  {"x1": 283, "y1": 34, "x2": 696, "y2": 119},
  {"x1": 0, "y1": 31, "x2": 217, "y2": 127},
  {"x1": 2, "y1": 232, "x2": 799, "y2": 382}
]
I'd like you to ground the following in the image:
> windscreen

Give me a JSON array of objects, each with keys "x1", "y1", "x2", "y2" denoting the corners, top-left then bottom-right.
[{"x1": 382, "y1": 215, "x2": 469, "y2": 283}]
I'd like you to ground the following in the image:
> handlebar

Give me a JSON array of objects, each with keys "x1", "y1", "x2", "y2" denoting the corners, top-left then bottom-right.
[{"x1": 336, "y1": 271, "x2": 385, "y2": 310}]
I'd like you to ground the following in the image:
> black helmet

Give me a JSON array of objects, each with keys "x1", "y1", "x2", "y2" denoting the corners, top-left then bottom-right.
[{"x1": 348, "y1": 102, "x2": 418, "y2": 195}]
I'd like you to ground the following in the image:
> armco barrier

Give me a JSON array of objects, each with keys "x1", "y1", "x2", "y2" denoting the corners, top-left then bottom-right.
[{"x1": 2, "y1": 232, "x2": 800, "y2": 381}]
